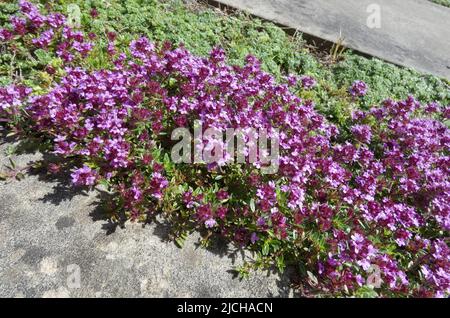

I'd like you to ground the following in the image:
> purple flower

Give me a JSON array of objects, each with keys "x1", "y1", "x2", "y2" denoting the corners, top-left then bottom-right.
[
  {"x1": 216, "y1": 189, "x2": 229, "y2": 201},
  {"x1": 250, "y1": 232, "x2": 259, "y2": 244},
  {"x1": 130, "y1": 37, "x2": 155, "y2": 59},
  {"x1": 286, "y1": 74, "x2": 297, "y2": 86},
  {"x1": 0, "y1": 85, "x2": 31, "y2": 111},
  {"x1": 318, "y1": 262, "x2": 325, "y2": 275},
  {"x1": 0, "y1": 29, "x2": 13, "y2": 42},
  {"x1": 216, "y1": 206, "x2": 228, "y2": 219},
  {"x1": 205, "y1": 218, "x2": 217, "y2": 228},
  {"x1": 209, "y1": 46, "x2": 226, "y2": 63},
  {"x1": 300, "y1": 75, "x2": 317, "y2": 90},
  {"x1": 32, "y1": 29, "x2": 54, "y2": 48},
  {"x1": 349, "y1": 80, "x2": 368, "y2": 97},
  {"x1": 10, "y1": 16, "x2": 27, "y2": 35},
  {"x1": 351, "y1": 124, "x2": 372, "y2": 144},
  {"x1": 256, "y1": 217, "x2": 266, "y2": 229},
  {"x1": 19, "y1": 0, "x2": 34, "y2": 14},
  {"x1": 425, "y1": 102, "x2": 440, "y2": 113},
  {"x1": 71, "y1": 165, "x2": 97, "y2": 186},
  {"x1": 149, "y1": 172, "x2": 169, "y2": 199},
  {"x1": 90, "y1": 8, "x2": 99, "y2": 18},
  {"x1": 46, "y1": 13, "x2": 66, "y2": 28}
]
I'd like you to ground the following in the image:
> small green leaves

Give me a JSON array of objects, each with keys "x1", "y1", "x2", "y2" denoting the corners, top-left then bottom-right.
[
  {"x1": 8, "y1": 158, "x2": 16, "y2": 170},
  {"x1": 276, "y1": 255, "x2": 285, "y2": 272},
  {"x1": 262, "y1": 242, "x2": 270, "y2": 256},
  {"x1": 175, "y1": 232, "x2": 187, "y2": 248},
  {"x1": 249, "y1": 198, "x2": 255, "y2": 212},
  {"x1": 236, "y1": 264, "x2": 251, "y2": 280},
  {"x1": 355, "y1": 286, "x2": 378, "y2": 298},
  {"x1": 34, "y1": 49, "x2": 52, "y2": 65},
  {"x1": 97, "y1": 178, "x2": 111, "y2": 190}
]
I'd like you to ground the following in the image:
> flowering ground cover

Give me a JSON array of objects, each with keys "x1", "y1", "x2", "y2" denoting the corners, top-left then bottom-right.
[
  {"x1": 430, "y1": 0, "x2": 450, "y2": 8},
  {"x1": 0, "y1": 0, "x2": 449, "y2": 298}
]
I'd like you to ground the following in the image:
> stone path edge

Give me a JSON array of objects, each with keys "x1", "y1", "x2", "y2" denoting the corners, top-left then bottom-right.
[{"x1": 207, "y1": 0, "x2": 450, "y2": 80}]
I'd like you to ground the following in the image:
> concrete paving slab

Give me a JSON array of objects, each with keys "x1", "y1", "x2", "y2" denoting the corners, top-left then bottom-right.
[
  {"x1": 0, "y1": 140, "x2": 293, "y2": 298},
  {"x1": 212, "y1": 0, "x2": 450, "y2": 80}
]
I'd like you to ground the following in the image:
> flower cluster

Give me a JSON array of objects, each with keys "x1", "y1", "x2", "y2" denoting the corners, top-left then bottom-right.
[
  {"x1": 0, "y1": 85, "x2": 32, "y2": 112},
  {"x1": 349, "y1": 80, "x2": 369, "y2": 97},
  {"x1": 300, "y1": 75, "x2": 317, "y2": 90},
  {"x1": 71, "y1": 165, "x2": 98, "y2": 186},
  {"x1": 1, "y1": 1, "x2": 448, "y2": 297},
  {"x1": 1, "y1": 0, "x2": 91, "y2": 62}
]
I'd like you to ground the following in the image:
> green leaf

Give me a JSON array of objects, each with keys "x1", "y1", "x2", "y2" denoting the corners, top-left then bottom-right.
[
  {"x1": 67, "y1": 4, "x2": 81, "y2": 28},
  {"x1": 98, "y1": 178, "x2": 110, "y2": 189},
  {"x1": 262, "y1": 242, "x2": 270, "y2": 256},
  {"x1": 175, "y1": 232, "x2": 187, "y2": 248},
  {"x1": 175, "y1": 237, "x2": 185, "y2": 248},
  {"x1": 307, "y1": 271, "x2": 318, "y2": 286},
  {"x1": 356, "y1": 286, "x2": 378, "y2": 298},
  {"x1": 168, "y1": 77, "x2": 177, "y2": 87},
  {"x1": 276, "y1": 256, "x2": 285, "y2": 272},
  {"x1": 249, "y1": 198, "x2": 255, "y2": 212},
  {"x1": 34, "y1": 49, "x2": 52, "y2": 64},
  {"x1": 8, "y1": 158, "x2": 15, "y2": 169}
]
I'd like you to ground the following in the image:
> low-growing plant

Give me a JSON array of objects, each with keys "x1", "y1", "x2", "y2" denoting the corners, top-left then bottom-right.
[
  {"x1": 0, "y1": 1, "x2": 449, "y2": 298},
  {"x1": 430, "y1": 0, "x2": 450, "y2": 8}
]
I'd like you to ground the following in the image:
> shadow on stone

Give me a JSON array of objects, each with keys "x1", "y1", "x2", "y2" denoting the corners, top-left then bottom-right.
[
  {"x1": 151, "y1": 220, "x2": 172, "y2": 242},
  {"x1": 88, "y1": 189, "x2": 125, "y2": 235},
  {"x1": 27, "y1": 153, "x2": 89, "y2": 206},
  {"x1": 267, "y1": 266, "x2": 298, "y2": 298},
  {"x1": 0, "y1": 130, "x2": 48, "y2": 155},
  {"x1": 198, "y1": 235, "x2": 248, "y2": 266}
]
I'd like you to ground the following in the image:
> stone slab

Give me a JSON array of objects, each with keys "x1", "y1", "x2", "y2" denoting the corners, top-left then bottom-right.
[{"x1": 213, "y1": 0, "x2": 450, "y2": 79}]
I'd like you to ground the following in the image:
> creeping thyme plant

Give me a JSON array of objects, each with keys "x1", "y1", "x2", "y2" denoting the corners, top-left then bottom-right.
[{"x1": 1, "y1": 1, "x2": 449, "y2": 297}]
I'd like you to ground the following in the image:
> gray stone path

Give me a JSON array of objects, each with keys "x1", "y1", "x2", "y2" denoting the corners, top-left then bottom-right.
[
  {"x1": 213, "y1": 0, "x2": 450, "y2": 79},
  {"x1": 0, "y1": 141, "x2": 292, "y2": 298}
]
